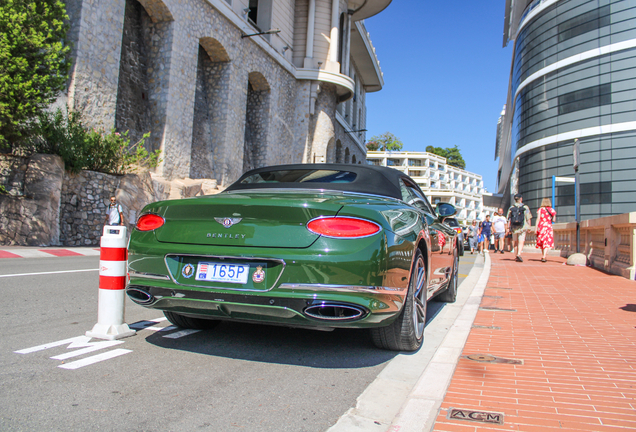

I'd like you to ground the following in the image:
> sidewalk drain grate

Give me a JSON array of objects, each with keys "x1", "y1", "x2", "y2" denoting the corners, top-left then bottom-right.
[
  {"x1": 479, "y1": 306, "x2": 517, "y2": 312},
  {"x1": 447, "y1": 408, "x2": 504, "y2": 425},
  {"x1": 486, "y1": 286, "x2": 513, "y2": 290},
  {"x1": 472, "y1": 325, "x2": 501, "y2": 330},
  {"x1": 463, "y1": 354, "x2": 523, "y2": 365},
  {"x1": 483, "y1": 295, "x2": 503, "y2": 299}
]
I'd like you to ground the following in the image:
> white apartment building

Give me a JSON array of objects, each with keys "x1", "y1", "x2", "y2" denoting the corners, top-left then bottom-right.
[{"x1": 367, "y1": 151, "x2": 497, "y2": 223}]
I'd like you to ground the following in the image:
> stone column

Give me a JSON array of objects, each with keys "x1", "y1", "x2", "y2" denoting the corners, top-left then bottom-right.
[
  {"x1": 68, "y1": 0, "x2": 126, "y2": 131},
  {"x1": 155, "y1": 27, "x2": 198, "y2": 180}
]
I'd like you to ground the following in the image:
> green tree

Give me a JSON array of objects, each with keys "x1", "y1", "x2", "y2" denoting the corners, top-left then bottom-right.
[
  {"x1": 365, "y1": 132, "x2": 404, "y2": 151},
  {"x1": 0, "y1": 0, "x2": 71, "y2": 148},
  {"x1": 365, "y1": 140, "x2": 379, "y2": 151},
  {"x1": 425, "y1": 144, "x2": 466, "y2": 170}
]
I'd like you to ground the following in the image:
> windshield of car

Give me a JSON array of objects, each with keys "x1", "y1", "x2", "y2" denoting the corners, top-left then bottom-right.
[{"x1": 240, "y1": 169, "x2": 357, "y2": 184}]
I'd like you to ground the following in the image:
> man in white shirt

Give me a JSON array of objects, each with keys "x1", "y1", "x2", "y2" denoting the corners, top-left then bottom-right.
[
  {"x1": 104, "y1": 196, "x2": 124, "y2": 226},
  {"x1": 492, "y1": 207, "x2": 507, "y2": 254}
]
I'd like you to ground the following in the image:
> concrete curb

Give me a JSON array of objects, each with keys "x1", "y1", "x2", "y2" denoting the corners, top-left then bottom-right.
[
  {"x1": 0, "y1": 247, "x2": 100, "y2": 259},
  {"x1": 328, "y1": 254, "x2": 491, "y2": 432},
  {"x1": 389, "y1": 253, "x2": 491, "y2": 432}
]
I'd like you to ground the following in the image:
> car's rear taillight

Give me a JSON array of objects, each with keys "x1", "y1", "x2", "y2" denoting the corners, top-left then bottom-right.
[
  {"x1": 454, "y1": 227, "x2": 462, "y2": 234},
  {"x1": 307, "y1": 217, "x2": 381, "y2": 238},
  {"x1": 136, "y1": 214, "x2": 165, "y2": 231}
]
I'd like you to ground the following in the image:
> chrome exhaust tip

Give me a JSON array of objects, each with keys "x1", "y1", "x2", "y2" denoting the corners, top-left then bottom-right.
[
  {"x1": 304, "y1": 302, "x2": 367, "y2": 321},
  {"x1": 126, "y1": 286, "x2": 155, "y2": 305}
]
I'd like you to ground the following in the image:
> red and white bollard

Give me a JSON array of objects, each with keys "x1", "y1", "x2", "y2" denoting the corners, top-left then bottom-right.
[{"x1": 86, "y1": 226, "x2": 136, "y2": 340}]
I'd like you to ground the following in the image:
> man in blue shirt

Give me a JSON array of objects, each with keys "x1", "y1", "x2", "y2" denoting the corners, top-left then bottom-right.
[{"x1": 479, "y1": 214, "x2": 492, "y2": 255}]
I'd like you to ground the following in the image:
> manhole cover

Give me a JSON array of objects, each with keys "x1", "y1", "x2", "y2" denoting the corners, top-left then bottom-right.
[
  {"x1": 467, "y1": 354, "x2": 496, "y2": 362},
  {"x1": 463, "y1": 354, "x2": 523, "y2": 365},
  {"x1": 448, "y1": 408, "x2": 504, "y2": 425}
]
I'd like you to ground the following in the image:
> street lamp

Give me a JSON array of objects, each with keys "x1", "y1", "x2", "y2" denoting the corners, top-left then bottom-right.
[{"x1": 573, "y1": 138, "x2": 581, "y2": 253}]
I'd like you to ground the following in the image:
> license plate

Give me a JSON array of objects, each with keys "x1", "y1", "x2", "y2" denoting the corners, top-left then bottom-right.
[{"x1": 195, "y1": 262, "x2": 249, "y2": 284}]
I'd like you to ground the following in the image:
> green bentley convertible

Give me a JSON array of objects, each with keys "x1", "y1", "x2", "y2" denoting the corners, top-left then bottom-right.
[{"x1": 126, "y1": 164, "x2": 459, "y2": 351}]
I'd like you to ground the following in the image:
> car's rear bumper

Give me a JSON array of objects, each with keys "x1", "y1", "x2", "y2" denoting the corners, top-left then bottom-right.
[{"x1": 126, "y1": 282, "x2": 406, "y2": 329}]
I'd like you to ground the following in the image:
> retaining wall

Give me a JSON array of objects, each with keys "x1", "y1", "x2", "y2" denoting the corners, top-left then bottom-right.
[{"x1": 0, "y1": 154, "x2": 217, "y2": 246}]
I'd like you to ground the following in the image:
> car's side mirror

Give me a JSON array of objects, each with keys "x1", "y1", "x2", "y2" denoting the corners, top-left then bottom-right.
[{"x1": 435, "y1": 203, "x2": 457, "y2": 220}]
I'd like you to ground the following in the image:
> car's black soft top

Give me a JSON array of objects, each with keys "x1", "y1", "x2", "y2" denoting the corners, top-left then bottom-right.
[{"x1": 225, "y1": 163, "x2": 422, "y2": 200}]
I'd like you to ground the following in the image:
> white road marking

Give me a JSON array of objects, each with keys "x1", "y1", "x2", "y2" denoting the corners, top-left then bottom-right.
[
  {"x1": 0, "y1": 268, "x2": 98, "y2": 279},
  {"x1": 2, "y1": 250, "x2": 52, "y2": 258},
  {"x1": 163, "y1": 329, "x2": 201, "y2": 339},
  {"x1": 51, "y1": 341, "x2": 124, "y2": 360},
  {"x1": 58, "y1": 349, "x2": 132, "y2": 370},
  {"x1": 15, "y1": 336, "x2": 89, "y2": 354},
  {"x1": 16, "y1": 335, "x2": 130, "y2": 370},
  {"x1": 15, "y1": 316, "x2": 185, "y2": 371}
]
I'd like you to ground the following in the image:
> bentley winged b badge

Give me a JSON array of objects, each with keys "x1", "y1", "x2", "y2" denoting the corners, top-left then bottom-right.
[{"x1": 215, "y1": 217, "x2": 242, "y2": 228}]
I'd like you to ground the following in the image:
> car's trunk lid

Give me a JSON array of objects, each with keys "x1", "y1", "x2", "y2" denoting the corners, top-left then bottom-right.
[{"x1": 154, "y1": 191, "x2": 343, "y2": 248}]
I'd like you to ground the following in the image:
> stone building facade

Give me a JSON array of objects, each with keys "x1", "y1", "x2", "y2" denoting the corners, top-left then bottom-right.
[{"x1": 60, "y1": 0, "x2": 389, "y2": 186}]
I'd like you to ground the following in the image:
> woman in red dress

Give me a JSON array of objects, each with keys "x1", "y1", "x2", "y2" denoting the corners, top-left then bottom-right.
[{"x1": 536, "y1": 197, "x2": 556, "y2": 262}]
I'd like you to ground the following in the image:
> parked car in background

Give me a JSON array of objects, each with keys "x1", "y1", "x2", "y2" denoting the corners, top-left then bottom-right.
[
  {"x1": 444, "y1": 217, "x2": 464, "y2": 256},
  {"x1": 126, "y1": 164, "x2": 460, "y2": 352}
]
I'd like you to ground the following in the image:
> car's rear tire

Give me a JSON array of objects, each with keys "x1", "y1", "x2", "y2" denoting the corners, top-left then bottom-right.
[
  {"x1": 458, "y1": 238, "x2": 464, "y2": 256},
  {"x1": 164, "y1": 311, "x2": 220, "y2": 330},
  {"x1": 437, "y1": 250, "x2": 459, "y2": 303},
  {"x1": 371, "y1": 249, "x2": 427, "y2": 351}
]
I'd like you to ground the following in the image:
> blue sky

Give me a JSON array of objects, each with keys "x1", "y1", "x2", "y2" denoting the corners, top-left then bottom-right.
[{"x1": 364, "y1": 1, "x2": 513, "y2": 193}]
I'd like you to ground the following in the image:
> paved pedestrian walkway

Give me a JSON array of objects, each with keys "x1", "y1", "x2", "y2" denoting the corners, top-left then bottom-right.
[{"x1": 433, "y1": 251, "x2": 636, "y2": 431}]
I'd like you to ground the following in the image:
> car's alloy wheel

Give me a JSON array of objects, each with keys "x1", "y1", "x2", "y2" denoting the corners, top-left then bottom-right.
[
  {"x1": 437, "y1": 250, "x2": 458, "y2": 303},
  {"x1": 164, "y1": 311, "x2": 220, "y2": 330},
  {"x1": 371, "y1": 249, "x2": 427, "y2": 351}
]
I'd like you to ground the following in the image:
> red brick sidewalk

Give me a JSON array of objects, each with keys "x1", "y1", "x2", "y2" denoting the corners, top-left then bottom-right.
[{"x1": 433, "y1": 251, "x2": 636, "y2": 431}]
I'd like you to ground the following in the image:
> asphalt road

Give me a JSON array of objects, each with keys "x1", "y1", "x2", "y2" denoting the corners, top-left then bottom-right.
[{"x1": 0, "y1": 254, "x2": 476, "y2": 432}]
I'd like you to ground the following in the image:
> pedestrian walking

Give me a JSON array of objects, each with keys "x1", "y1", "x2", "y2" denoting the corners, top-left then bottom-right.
[
  {"x1": 536, "y1": 197, "x2": 556, "y2": 262},
  {"x1": 492, "y1": 208, "x2": 507, "y2": 253},
  {"x1": 105, "y1": 196, "x2": 125, "y2": 226},
  {"x1": 507, "y1": 193, "x2": 532, "y2": 262},
  {"x1": 468, "y1": 220, "x2": 479, "y2": 254},
  {"x1": 505, "y1": 231, "x2": 513, "y2": 252},
  {"x1": 479, "y1": 215, "x2": 492, "y2": 254}
]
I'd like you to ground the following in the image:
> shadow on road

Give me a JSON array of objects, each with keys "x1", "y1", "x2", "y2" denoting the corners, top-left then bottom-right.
[{"x1": 143, "y1": 302, "x2": 449, "y2": 368}]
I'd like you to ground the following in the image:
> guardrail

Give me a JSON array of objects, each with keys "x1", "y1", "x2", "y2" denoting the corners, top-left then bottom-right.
[{"x1": 524, "y1": 212, "x2": 636, "y2": 280}]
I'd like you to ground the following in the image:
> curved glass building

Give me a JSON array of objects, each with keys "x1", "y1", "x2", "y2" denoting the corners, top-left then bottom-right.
[{"x1": 496, "y1": 0, "x2": 636, "y2": 221}]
